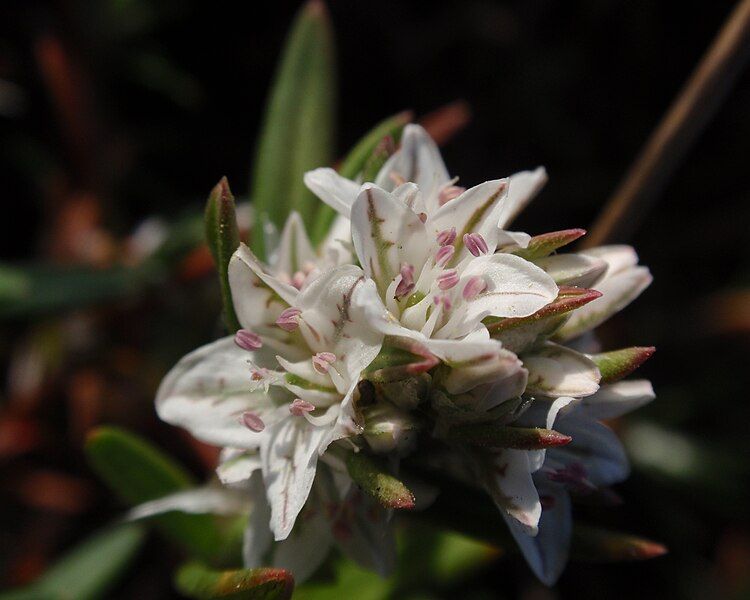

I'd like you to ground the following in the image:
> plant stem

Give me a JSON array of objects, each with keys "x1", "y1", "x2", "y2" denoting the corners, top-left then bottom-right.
[{"x1": 583, "y1": 0, "x2": 750, "y2": 248}]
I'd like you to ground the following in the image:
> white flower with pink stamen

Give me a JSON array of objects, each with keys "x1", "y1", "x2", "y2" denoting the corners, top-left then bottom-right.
[{"x1": 156, "y1": 237, "x2": 383, "y2": 541}]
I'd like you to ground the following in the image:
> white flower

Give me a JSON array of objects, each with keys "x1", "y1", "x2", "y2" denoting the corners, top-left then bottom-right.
[{"x1": 156, "y1": 214, "x2": 381, "y2": 541}]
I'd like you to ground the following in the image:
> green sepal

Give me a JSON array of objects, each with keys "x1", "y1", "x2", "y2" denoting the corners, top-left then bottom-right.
[
  {"x1": 589, "y1": 346, "x2": 655, "y2": 384},
  {"x1": 345, "y1": 451, "x2": 415, "y2": 510},
  {"x1": 175, "y1": 562, "x2": 294, "y2": 600},
  {"x1": 205, "y1": 177, "x2": 241, "y2": 332},
  {"x1": 250, "y1": 0, "x2": 336, "y2": 259},
  {"x1": 85, "y1": 426, "x2": 225, "y2": 563},
  {"x1": 311, "y1": 111, "x2": 412, "y2": 244},
  {"x1": 512, "y1": 228, "x2": 587, "y2": 260},
  {"x1": 445, "y1": 422, "x2": 572, "y2": 449}
]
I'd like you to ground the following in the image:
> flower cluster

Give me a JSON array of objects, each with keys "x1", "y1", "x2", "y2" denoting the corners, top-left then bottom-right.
[{"x1": 155, "y1": 125, "x2": 655, "y2": 584}]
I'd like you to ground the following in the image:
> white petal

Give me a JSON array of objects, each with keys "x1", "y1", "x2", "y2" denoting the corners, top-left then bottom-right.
[
  {"x1": 271, "y1": 505, "x2": 334, "y2": 583},
  {"x1": 127, "y1": 487, "x2": 247, "y2": 521},
  {"x1": 430, "y1": 179, "x2": 509, "y2": 256},
  {"x1": 556, "y1": 265, "x2": 652, "y2": 341},
  {"x1": 497, "y1": 167, "x2": 548, "y2": 228},
  {"x1": 335, "y1": 492, "x2": 397, "y2": 577},
  {"x1": 243, "y1": 471, "x2": 273, "y2": 568},
  {"x1": 577, "y1": 379, "x2": 655, "y2": 420},
  {"x1": 304, "y1": 167, "x2": 361, "y2": 218},
  {"x1": 273, "y1": 212, "x2": 316, "y2": 278},
  {"x1": 156, "y1": 338, "x2": 283, "y2": 449},
  {"x1": 581, "y1": 245, "x2": 638, "y2": 278},
  {"x1": 229, "y1": 244, "x2": 298, "y2": 329},
  {"x1": 533, "y1": 254, "x2": 608, "y2": 288},
  {"x1": 217, "y1": 448, "x2": 262, "y2": 485},
  {"x1": 350, "y1": 185, "x2": 432, "y2": 294},
  {"x1": 261, "y1": 417, "x2": 332, "y2": 540},
  {"x1": 295, "y1": 265, "x2": 384, "y2": 392},
  {"x1": 449, "y1": 254, "x2": 558, "y2": 338},
  {"x1": 484, "y1": 450, "x2": 541, "y2": 534},
  {"x1": 505, "y1": 481, "x2": 571, "y2": 586},
  {"x1": 552, "y1": 415, "x2": 629, "y2": 486},
  {"x1": 524, "y1": 342, "x2": 600, "y2": 398},
  {"x1": 319, "y1": 214, "x2": 353, "y2": 267},
  {"x1": 375, "y1": 124, "x2": 450, "y2": 213}
]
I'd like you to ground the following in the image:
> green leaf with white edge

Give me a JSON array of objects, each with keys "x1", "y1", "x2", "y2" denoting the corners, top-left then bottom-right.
[
  {"x1": 0, "y1": 524, "x2": 145, "y2": 600},
  {"x1": 250, "y1": 0, "x2": 336, "y2": 259},
  {"x1": 311, "y1": 110, "x2": 412, "y2": 244},
  {"x1": 175, "y1": 562, "x2": 294, "y2": 600},
  {"x1": 205, "y1": 177, "x2": 241, "y2": 332},
  {"x1": 345, "y1": 451, "x2": 416, "y2": 510},
  {"x1": 588, "y1": 346, "x2": 655, "y2": 384},
  {"x1": 85, "y1": 426, "x2": 224, "y2": 563}
]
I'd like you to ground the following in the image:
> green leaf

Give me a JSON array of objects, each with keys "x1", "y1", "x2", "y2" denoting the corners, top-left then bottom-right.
[
  {"x1": 175, "y1": 562, "x2": 294, "y2": 600},
  {"x1": 0, "y1": 524, "x2": 145, "y2": 600},
  {"x1": 205, "y1": 177, "x2": 241, "y2": 332},
  {"x1": 589, "y1": 346, "x2": 655, "y2": 384},
  {"x1": 345, "y1": 451, "x2": 415, "y2": 510},
  {"x1": 85, "y1": 426, "x2": 224, "y2": 562},
  {"x1": 512, "y1": 228, "x2": 587, "y2": 260},
  {"x1": 445, "y1": 423, "x2": 572, "y2": 450},
  {"x1": 250, "y1": 0, "x2": 336, "y2": 259},
  {"x1": 0, "y1": 264, "x2": 144, "y2": 319},
  {"x1": 310, "y1": 110, "x2": 412, "y2": 244}
]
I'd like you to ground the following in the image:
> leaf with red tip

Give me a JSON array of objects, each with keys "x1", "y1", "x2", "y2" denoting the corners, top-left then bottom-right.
[
  {"x1": 345, "y1": 451, "x2": 416, "y2": 510},
  {"x1": 589, "y1": 347, "x2": 655, "y2": 384},
  {"x1": 485, "y1": 287, "x2": 602, "y2": 354},
  {"x1": 446, "y1": 423, "x2": 572, "y2": 450},
  {"x1": 512, "y1": 229, "x2": 587, "y2": 260},
  {"x1": 175, "y1": 562, "x2": 294, "y2": 600},
  {"x1": 571, "y1": 526, "x2": 668, "y2": 562}
]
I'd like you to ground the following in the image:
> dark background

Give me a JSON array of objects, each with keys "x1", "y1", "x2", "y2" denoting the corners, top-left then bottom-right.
[{"x1": 1, "y1": 1, "x2": 748, "y2": 598}]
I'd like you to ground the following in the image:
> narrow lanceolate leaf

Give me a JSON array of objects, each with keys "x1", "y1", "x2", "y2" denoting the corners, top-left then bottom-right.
[
  {"x1": 85, "y1": 426, "x2": 224, "y2": 563},
  {"x1": 589, "y1": 347, "x2": 656, "y2": 384},
  {"x1": 345, "y1": 451, "x2": 416, "y2": 510},
  {"x1": 311, "y1": 110, "x2": 412, "y2": 243},
  {"x1": 251, "y1": 0, "x2": 336, "y2": 259},
  {"x1": 175, "y1": 562, "x2": 294, "y2": 600},
  {"x1": 571, "y1": 526, "x2": 667, "y2": 562},
  {"x1": 360, "y1": 136, "x2": 395, "y2": 182},
  {"x1": 205, "y1": 177, "x2": 241, "y2": 332},
  {"x1": 445, "y1": 423, "x2": 572, "y2": 450},
  {"x1": 512, "y1": 228, "x2": 587, "y2": 260},
  {"x1": 485, "y1": 287, "x2": 602, "y2": 354},
  {"x1": 0, "y1": 524, "x2": 145, "y2": 600}
]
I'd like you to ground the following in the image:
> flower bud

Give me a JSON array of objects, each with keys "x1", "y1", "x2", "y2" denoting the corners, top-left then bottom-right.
[{"x1": 362, "y1": 400, "x2": 420, "y2": 455}]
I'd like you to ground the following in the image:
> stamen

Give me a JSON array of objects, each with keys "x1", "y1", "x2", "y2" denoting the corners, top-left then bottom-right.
[
  {"x1": 433, "y1": 294, "x2": 453, "y2": 311},
  {"x1": 291, "y1": 271, "x2": 306, "y2": 289},
  {"x1": 312, "y1": 351, "x2": 337, "y2": 374},
  {"x1": 240, "y1": 411, "x2": 265, "y2": 432},
  {"x1": 235, "y1": 329, "x2": 263, "y2": 351},
  {"x1": 463, "y1": 233, "x2": 489, "y2": 256},
  {"x1": 437, "y1": 269, "x2": 459, "y2": 290},
  {"x1": 462, "y1": 276, "x2": 487, "y2": 300},
  {"x1": 289, "y1": 398, "x2": 316, "y2": 416},
  {"x1": 436, "y1": 227, "x2": 457, "y2": 246},
  {"x1": 438, "y1": 184, "x2": 465, "y2": 205},
  {"x1": 276, "y1": 307, "x2": 302, "y2": 331},
  {"x1": 395, "y1": 263, "x2": 415, "y2": 299},
  {"x1": 435, "y1": 245, "x2": 455, "y2": 267}
]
